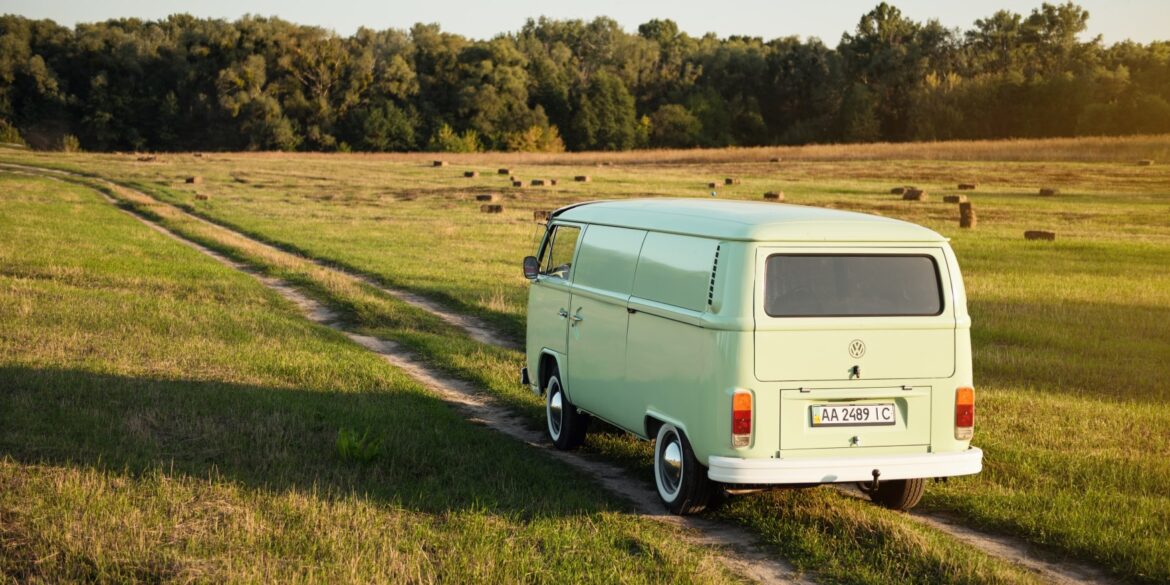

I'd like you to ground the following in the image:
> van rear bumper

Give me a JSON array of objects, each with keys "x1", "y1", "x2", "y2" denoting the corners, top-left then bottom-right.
[{"x1": 707, "y1": 447, "x2": 982, "y2": 485}]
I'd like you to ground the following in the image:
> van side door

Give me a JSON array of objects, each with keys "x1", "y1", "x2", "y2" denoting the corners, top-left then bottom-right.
[
  {"x1": 565, "y1": 225, "x2": 646, "y2": 427},
  {"x1": 527, "y1": 223, "x2": 583, "y2": 385}
]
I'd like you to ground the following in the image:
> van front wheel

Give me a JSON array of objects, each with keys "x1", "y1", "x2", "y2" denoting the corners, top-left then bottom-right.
[
  {"x1": 867, "y1": 478, "x2": 926, "y2": 511},
  {"x1": 654, "y1": 424, "x2": 713, "y2": 515},
  {"x1": 545, "y1": 372, "x2": 589, "y2": 450}
]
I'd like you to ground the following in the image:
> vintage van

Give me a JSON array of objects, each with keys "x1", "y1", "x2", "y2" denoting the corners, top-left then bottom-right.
[{"x1": 521, "y1": 199, "x2": 982, "y2": 514}]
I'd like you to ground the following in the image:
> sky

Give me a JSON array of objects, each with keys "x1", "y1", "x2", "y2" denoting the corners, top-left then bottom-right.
[{"x1": 4, "y1": 0, "x2": 1168, "y2": 45}]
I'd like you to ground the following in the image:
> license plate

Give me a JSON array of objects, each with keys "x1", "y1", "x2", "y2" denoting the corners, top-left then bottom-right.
[{"x1": 811, "y1": 403, "x2": 896, "y2": 427}]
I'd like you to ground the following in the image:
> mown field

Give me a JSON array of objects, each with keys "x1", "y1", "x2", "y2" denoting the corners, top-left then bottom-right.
[{"x1": 3, "y1": 135, "x2": 1169, "y2": 583}]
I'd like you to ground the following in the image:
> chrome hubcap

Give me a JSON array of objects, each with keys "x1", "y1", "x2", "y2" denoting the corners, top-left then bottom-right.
[
  {"x1": 548, "y1": 383, "x2": 563, "y2": 437},
  {"x1": 659, "y1": 435, "x2": 683, "y2": 494}
]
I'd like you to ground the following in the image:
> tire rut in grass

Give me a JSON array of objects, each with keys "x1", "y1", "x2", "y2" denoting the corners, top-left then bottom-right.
[
  {"x1": 11, "y1": 166, "x2": 810, "y2": 585},
  {"x1": 834, "y1": 485, "x2": 1118, "y2": 585},
  {"x1": 0, "y1": 162, "x2": 516, "y2": 351}
]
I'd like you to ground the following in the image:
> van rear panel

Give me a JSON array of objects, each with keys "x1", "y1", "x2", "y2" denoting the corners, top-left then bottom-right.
[{"x1": 753, "y1": 245, "x2": 957, "y2": 455}]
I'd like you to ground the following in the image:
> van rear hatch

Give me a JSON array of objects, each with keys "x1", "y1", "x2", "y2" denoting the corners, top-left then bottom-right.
[
  {"x1": 754, "y1": 248, "x2": 955, "y2": 382},
  {"x1": 753, "y1": 247, "x2": 955, "y2": 450}
]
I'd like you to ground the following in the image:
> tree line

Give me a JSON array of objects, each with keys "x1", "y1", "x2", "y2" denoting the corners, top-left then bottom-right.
[{"x1": 1, "y1": 2, "x2": 1168, "y2": 152}]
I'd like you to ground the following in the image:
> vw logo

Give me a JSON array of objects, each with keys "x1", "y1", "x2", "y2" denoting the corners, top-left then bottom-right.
[{"x1": 848, "y1": 339, "x2": 866, "y2": 359}]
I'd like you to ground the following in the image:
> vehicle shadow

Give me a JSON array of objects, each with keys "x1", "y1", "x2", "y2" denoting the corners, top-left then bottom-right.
[{"x1": 0, "y1": 364, "x2": 616, "y2": 518}]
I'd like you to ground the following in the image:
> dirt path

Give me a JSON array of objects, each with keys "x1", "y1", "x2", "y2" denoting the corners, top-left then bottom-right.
[
  {"x1": 4, "y1": 166, "x2": 811, "y2": 585},
  {"x1": 4, "y1": 163, "x2": 1119, "y2": 585},
  {"x1": 833, "y1": 485, "x2": 1117, "y2": 585}
]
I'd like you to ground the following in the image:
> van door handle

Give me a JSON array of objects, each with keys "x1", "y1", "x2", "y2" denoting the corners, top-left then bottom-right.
[
  {"x1": 558, "y1": 309, "x2": 569, "y2": 319},
  {"x1": 569, "y1": 309, "x2": 584, "y2": 325}
]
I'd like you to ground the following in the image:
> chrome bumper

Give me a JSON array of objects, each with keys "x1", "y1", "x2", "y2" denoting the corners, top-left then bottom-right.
[{"x1": 707, "y1": 447, "x2": 982, "y2": 485}]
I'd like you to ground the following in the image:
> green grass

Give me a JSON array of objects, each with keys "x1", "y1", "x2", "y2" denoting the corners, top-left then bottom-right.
[
  {"x1": 4, "y1": 139, "x2": 1169, "y2": 582},
  {"x1": 0, "y1": 174, "x2": 745, "y2": 584}
]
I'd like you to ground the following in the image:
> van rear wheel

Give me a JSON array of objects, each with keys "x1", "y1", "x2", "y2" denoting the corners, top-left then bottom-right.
[
  {"x1": 545, "y1": 371, "x2": 589, "y2": 450},
  {"x1": 654, "y1": 424, "x2": 713, "y2": 515},
  {"x1": 867, "y1": 478, "x2": 926, "y2": 511}
]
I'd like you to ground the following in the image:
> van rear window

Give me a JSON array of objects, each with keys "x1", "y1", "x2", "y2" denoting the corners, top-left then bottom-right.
[{"x1": 764, "y1": 255, "x2": 942, "y2": 317}]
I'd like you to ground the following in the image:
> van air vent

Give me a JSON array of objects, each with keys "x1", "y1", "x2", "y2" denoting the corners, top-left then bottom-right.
[{"x1": 707, "y1": 244, "x2": 720, "y2": 306}]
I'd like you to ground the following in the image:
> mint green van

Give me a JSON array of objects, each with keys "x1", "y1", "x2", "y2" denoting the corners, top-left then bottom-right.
[{"x1": 521, "y1": 199, "x2": 981, "y2": 514}]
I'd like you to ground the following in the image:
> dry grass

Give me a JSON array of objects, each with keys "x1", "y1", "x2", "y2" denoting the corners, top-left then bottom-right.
[{"x1": 163, "y1": 133, "x2": 1170, "y2": 165}]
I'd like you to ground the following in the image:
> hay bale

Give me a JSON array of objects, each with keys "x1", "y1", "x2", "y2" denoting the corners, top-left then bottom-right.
[
  {"x1": 707, "y1": 182, "x2": 718, "y2": 189},
  {"x1": 497, "y1": 168, "x2": 510, "y2": 175},
  {"x1": 1024, "y1": 230, "x2": 1056, "y2": 241},
  {"x1": 475, "y1": 193, "x2": 500, "y2": 202},
  {"x1": 464, "y1": 171, "x2": 479, "y2": 178},
  {"x1": 902, "y1": 189, "x2": 927, "y2": 201},
  {"x1": 136, "y1": 155, "x2": 156, "y2": 162},
  {"x1": 185, "y1": 176, "x2": 202, "y2": 185},
  {"x1": 763, "y1": 191, "x2": 784, "y2": 202},
  {"x1": 534, "y1": 209, "x2": 552, "y2": 222},
  {"x1": 512, "y1": 180, "x2": 523, "y2": 187},
  {"x1": 957, "y1": 183, "x2": 976, "y2": 190},
  {"x1": 1039, "y1": 188, "x2": 1059, "y2": 196},
  {"x1": 194, "y1": 193, "x2": 209, "y2": 201},
  {"x1": 433, "y1": 160, "x2": 448, "y2": 167},
  {"x1": 550, "y1": 179, "x2": 558, "y2": 186},
  {"x1": 1138, "y1": 159, "x2": 1154, "y2": 166},
  {"x1": 574, "y1": 175, "x2": 591, "y2": 182},
  {"x1": 943, "y1": 195, "x2": 968, "y2": 204},
  {"x1": 480, "y1": 204, "x2": 504, "y2": 214},
  {"x1": 193, "y1": 152, "x2": 203, "y2": 158},
  {"x1": 890, "y1": 187, "x2": 906, "y2": 195},
  {"x1": 770, "y1": 157, "x2": 781, "y2": 163},
  {"x1": 531, "y1": 179, "x2": 547, "y2": 186},
  {"x1": 959, "y1": 202, "x2": 976, "y2": 229},
  {"x1": 724, "y1": 178, "x2": 741, "y2": 185}
]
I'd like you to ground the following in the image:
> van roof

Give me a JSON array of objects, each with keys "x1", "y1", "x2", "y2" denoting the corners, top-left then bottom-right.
[{"x1": 554, "y1": 199, "x2": 947, "y2": 243}]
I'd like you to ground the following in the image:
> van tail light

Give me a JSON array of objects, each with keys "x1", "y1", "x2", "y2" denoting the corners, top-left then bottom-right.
[
  {"x1": 732, "y1": 390, "x2": 752, "y2": 447},
  {"x1": 955, "y1": 386, "x2": 974, "y2": 440}
]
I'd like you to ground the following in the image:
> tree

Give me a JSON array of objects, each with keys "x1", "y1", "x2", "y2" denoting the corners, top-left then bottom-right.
[
  {"x1": 649, "y1": 104, "x2": 700, "y2": 148},
  {"x1": 217, "y1": 55, "x2": 301, "y2": 150},
  {"x1": 344, "y1": 100, "x2": 416, "y2": 151},
  {"x1": 571, "y1": 71, "x2": 637, "y2": 150}
]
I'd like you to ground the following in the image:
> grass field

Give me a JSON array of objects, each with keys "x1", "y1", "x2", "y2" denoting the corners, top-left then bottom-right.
[
  {"x1": 3, "y1": 135, "x2": 1169, "y2": 583},
  {"x1": 0, "y1": 174, "x2": 751, "y2": 583}
]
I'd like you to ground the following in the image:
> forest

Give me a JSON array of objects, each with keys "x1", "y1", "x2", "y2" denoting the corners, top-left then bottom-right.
[{"x1": 1, "y1": 2, "x2": 1168, "y2": 152}]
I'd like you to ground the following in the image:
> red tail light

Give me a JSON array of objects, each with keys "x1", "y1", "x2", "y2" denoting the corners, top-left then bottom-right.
[
  {"x1": 732, "y1": 390, "x2": 752, "y2": 447},
  {"x1": 955, "y1": 386, "x2": 974, "y2": 440}
]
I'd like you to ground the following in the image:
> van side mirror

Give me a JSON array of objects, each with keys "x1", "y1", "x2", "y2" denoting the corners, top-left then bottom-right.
[{"x1": 523, "y1": 256, "x2": 540, "y2": 280}]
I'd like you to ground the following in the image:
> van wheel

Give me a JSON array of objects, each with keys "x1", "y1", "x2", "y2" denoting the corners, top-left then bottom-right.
[
  {"x1": 545, "y1": 372, "x2": 589, "y2": 450},
  {"x1": 654, "y1": 424, "x2": 713, "y2": 515},
  {"x1": 867, "y1": 478, "x2": 926, "y2": 511}
]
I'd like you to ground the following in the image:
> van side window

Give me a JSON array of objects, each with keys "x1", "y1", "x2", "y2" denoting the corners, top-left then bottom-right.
[{"x1": 541, "y1": 225, "x2": 581, "y2": 280}]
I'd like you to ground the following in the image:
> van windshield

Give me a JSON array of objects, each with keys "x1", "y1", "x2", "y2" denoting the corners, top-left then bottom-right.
[{"x1": 764, "y1": 254, "x2": 942, "y2": 317}]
